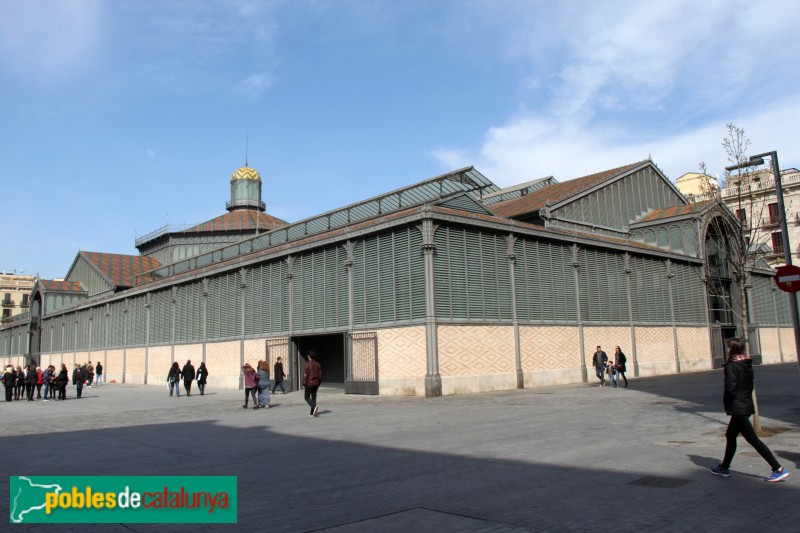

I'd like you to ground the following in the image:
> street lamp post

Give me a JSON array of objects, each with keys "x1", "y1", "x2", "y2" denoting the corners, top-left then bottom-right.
[{"x1": 726, "y1": 151, "x2": 800, "y2": 373}]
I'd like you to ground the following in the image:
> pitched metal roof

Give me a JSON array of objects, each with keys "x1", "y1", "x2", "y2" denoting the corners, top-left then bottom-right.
[
  {"x1": 80, "y1": 252, "x2": 161, "y2": 288},
  {"x1": 634, "y1": 201, "x2": 711, "y2": 223},
  {"x1": 185, "y1": 210, "x2": 287, "y2": 233},
  {"x1": 489, "y1": 161, "x2": 646, "y2": 219},
  {"x1": 39, "y1": 280, "x2": 84, "y2": 293}
]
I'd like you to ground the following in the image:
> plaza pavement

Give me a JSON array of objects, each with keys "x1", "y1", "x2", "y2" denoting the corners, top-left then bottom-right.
[{"x1": 2, "y1": 363, "x2": 799, "y2": 533}]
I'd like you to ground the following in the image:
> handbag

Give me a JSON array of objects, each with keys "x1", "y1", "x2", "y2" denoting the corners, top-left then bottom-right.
[{"x1": 615, "y1": 363, "x2": 623, "y2": 371}]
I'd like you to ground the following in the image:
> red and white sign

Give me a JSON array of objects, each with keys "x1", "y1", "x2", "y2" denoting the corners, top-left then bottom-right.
[{"x1": 775, "y1": 264, "x2": 800, "y2": 293}]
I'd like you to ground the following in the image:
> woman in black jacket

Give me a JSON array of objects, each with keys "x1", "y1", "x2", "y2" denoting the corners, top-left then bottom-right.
[
  {"x1": 710, "y1": 338, "x2": 789, "y2": 482},
  {"x1": 55, "y1": 364, "x2": 69, "y2": 400}
]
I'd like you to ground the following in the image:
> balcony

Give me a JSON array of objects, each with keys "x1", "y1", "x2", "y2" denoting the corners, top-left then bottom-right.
[
  {"x1": 760, "y1": 216, "x2": 781, "y2": 229},
  {"x1": 2, "y1": 299, "x2": 14, "y2": 308}
]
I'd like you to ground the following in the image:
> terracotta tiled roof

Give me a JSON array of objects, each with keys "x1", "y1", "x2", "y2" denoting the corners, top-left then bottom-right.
[
  {"x1": 489, "y1": 161, "x2": 646, "y2": 219},
  {"x1": 186, "y1": 211, "x2": 287, "y2": 233},
  {"x1": 39, "y1": 280, "x2": 84, "y2": 293},
  {"x1": 635, "y1": 201, "x2": 711, "y2": 223},
  {"x1": 80, "y1": 252, "x2": 161, "y2": 288}
]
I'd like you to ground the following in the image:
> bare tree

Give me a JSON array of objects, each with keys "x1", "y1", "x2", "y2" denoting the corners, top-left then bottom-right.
[{"x1": 700, "y1": 123, "x2": 772, "y2": 431}]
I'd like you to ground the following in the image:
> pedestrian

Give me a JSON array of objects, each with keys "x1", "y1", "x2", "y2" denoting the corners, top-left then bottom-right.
[
  {"x1": 272, "y1": 356, "x2": 286, "y2": 394},
  {"x1": 242, "y1": 363, "x2": 257, "y2": 409},
  {"x1": 182, "y1": 359, "x2": 196, "y2": 396},
  {"x1": 196, "y1": 362, "x2": 208, "y2": 395},
  {"x1": 95, "y1": 361, "x2": 103, "y2": 386},
  {"x1": 614, "y1": 346, "x2": 628, "y2": 387},
  {"x1": 55, "y1": 364, "x2": 68, "y2": 400},
  {"x1": 606, "y1": 358, "x2": 618, "y2": 388},
  {"x1": 710, "y1": 337, "x2": 790, "y2": 483},
  {"x1": 85, "y1": 362, "x2": 94, "y2": 387},
  {"x1": 42, "y1": 366, "x2": 52, "y2": 401},
  {"x1": 167, "y1": 362, "x2": 182, "y2": 397},
  {"x1": 35, "y1": 367, "x2": 44, "y2": 398},
  {"x1": 26, "y1": 364, "x2": 38, "y2": 401},
  {"x1": 256, "y1": 360, "x2": 270, "y2": 409},
  {"x1": 15, "y1": 366, "x2": 25, "y2": 400},
  {"x1": 303, "y1": 351, "x2": 323, "y2": 417},
  {"x1": 591, "y1": 346, "x2": 608, "y2": 387},
  {"x1": 72, "y1": 364, "x2": 85, "y2": 399},
  {"x1": 2, "y1": 366, "x2": 14, "y2": 402}
]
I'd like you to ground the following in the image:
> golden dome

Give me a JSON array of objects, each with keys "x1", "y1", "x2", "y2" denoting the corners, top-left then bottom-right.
[{"x1": 231, "y1": 166, "x2": 261, "y2": 181}]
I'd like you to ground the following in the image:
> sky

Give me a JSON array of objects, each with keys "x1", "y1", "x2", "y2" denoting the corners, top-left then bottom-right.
[{"x1": 1, "y1": 0, "x2": 798, "y2": 279}]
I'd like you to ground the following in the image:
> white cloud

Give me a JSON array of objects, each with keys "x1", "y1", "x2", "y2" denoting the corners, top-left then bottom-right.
[
  {"x1": 0, "y1": 0, "x2": 102, "y2": 84},
  {"x1": 432, "y1": 1, "x2": 800, "y2": 187},
  {"x1": 239, "y1": 73, "x2": 275, "y2": 96}
]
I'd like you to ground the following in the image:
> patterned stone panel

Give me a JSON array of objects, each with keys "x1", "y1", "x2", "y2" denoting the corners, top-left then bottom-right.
[
  {"x1": 438, "y1": 325, "x2": 515, "y2": 377},
  {"x1": 39, "y1": 354, "x2": 52, "y2": 370},
  {"x1": 147, "y1": 345, "x2": 172, "y2": 386},
  {"x1": 779, "y1": 328, "x2": 797, "y2": 360},
  {"x1": 633, "y1": 327, "x2": 674, "y2": 363},
  {"x1": 125, "y1": 347, "x2": 146, "y2": 384},
  {"x1": 758, "y1": 328, "x2": 781, "y2": 362},
  {"x1": 243, "y1": 339, "x2": 267, "y2": 367},
  {"x1": 75, "y1": 351, "x2": 90, "y2": 367},
  {"x1": 206, "y1": 341, "x2": 242, "y2": 389},
  {"x1": 520, "y1": 326, "x2": 581, "y2": 371},
  {"x1": 676, "y1": 327, "x2": 710, "y2": 362},
  {"x1": 105, "y1": 350, "x2": 124, "y2": 383},
  {"x1": 377, "y1": 326, "x2": 426, "y2": 379},
  {"x1": 175, "y1": 344, "x2": 202, "y2": 366},
  {"x1": 582, "y1": 327, "x2": 630, "y2": 364}
]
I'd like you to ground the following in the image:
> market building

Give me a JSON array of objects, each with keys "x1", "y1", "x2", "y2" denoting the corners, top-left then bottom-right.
[{"x1": 0, "y1": 160, "x2": 794, "y2": 395}]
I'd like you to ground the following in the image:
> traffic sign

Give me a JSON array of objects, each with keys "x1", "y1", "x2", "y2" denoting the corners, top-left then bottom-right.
[{"x1": 775, "y1": 264, "x2": 800, "y2": 293}]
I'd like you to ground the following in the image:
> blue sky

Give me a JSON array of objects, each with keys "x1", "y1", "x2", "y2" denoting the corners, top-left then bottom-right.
[{"x1": 1, "y1": 0, "x2": 798, "y2": 279}]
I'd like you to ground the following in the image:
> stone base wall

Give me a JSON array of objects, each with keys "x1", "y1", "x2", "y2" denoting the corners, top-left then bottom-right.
[
  {"x1": 779, "y1": 328, "x2": 797, "y2": 361},
  {"x1": 759, "y1": 328, "x2": 781, "y2": 364},
  {"x1": 124, "y1": 348, "x2": 146, "y2": 384},
  {"x1": 676, "y1": 327, "x2": 713, "y2": 372},
  {"x1": 376, "y1": 326, "x2": 426, "y2": 396},
  {"x1": 633, "y1": 327, "x2": 676, "y2": 377},
  {"x1": 206, "y1": 341, "x2": 242, "y2": 390},
  {"x1": 438, "y1": 324, "x2": 515, "y2": 395},
  {"x1": 521, "y1": 325, "x2": 582, "y2": 387},
  {"x1": 147, "y1": 346, "x2": 172, "y2": 386},
  {"x1": 106, "y1": 350, "x2": 124, "y2": 383}
]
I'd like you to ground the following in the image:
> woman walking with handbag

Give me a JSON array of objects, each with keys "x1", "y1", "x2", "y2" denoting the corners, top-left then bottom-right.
[{"x1": 710, "y1": 338, "x2": 789, "y2": 482}]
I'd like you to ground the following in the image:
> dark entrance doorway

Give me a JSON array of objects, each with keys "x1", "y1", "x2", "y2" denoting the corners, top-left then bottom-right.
[{"x1": 294, "y1": 333, "x2": 345, "y2": 386}]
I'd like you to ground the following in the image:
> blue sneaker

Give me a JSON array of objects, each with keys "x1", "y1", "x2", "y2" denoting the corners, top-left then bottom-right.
[
  {"x1": 765, "y1": 468, "x2": 789, "y2": 483},
  {"x1": 710, "y1": 465, "x2": 731, "y2": 478}
]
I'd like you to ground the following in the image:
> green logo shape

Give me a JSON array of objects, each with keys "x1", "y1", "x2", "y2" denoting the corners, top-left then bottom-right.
[{"x1": 9, "y1": 476, "x2": 237, "y2": 524}]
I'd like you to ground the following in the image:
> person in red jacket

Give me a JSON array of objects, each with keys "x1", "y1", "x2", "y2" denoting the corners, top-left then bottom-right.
[
  {"x1": 710, "y1": 337, "x2": 789, "y2": 482},
  {"x1": 303, "y1": 351, "x2": 323, "y2": 417}
]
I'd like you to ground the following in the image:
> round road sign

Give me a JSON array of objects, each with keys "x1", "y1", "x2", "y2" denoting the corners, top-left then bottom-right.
[{"x1": 775, "y1": 264, "x2": 800, "y2": 293}]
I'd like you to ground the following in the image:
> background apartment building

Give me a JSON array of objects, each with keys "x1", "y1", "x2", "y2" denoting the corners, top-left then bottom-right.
[
  {"x1": 0, "y1": 273, "x2": 36, "y2": 322},
  {"x1": 678, "y1": 168, "x2": 800, "y2": 267}
]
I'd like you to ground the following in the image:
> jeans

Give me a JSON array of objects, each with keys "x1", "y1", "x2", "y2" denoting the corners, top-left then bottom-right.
[
  {"x1": 722, "y1": 415, "x2": 781, "y2": 470},
  {"x1": 258, "y1": 386, "x2": 270, "y2": 406},
  {"x1": 608, "y1": 370, "x2": 618, "y2": 387},
  {"x1": 271, "y1": 380, "x2": 286, "y2": 393},
  {"x1": 595, "y1": 365, "x2": 606, "y2": 385},
  {"x1": 169, "y1": 381, "x2": 180, "y2": 396},
  {"x1": 95, "y1": 374, "x2": 103, "y2": 386},
  {"x1": 304, "y1": 385, "x2": 319, "y2": 414}
]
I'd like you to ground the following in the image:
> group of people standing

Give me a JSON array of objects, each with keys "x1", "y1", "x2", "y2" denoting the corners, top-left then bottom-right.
[
  {"x1": 167, "y1": 360, "x2": 208, "y2": 397},
  {"x1": 2, "y1": 361, "x2": 103, "y2": 401},
  {"x1": 241, "y1": 356, "x2": 287, "y2": 410},
  {"x1": 240, "y1": 351, "x2": 322, "y2": 418},
  {"x1": 591, "y1": 346, "x2": 628, "y2": 388}
]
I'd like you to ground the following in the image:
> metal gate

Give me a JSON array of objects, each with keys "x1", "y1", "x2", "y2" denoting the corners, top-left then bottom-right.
[
  {"x1": 265, "y1": 338, "x2": 291, "y2": 391},
  {"x1": 345, "y1": 332, "x2": 378, "y2": 395}
]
